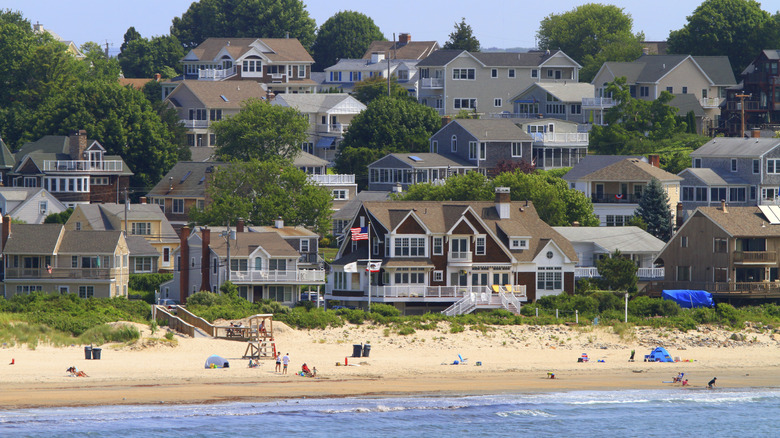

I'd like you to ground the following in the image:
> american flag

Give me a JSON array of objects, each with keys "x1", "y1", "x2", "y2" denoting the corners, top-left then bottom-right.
[{"x1": 350, "y1": 227, "x2": 368, "y2": 241}]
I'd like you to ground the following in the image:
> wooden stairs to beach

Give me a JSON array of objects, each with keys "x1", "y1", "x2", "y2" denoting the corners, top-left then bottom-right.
[{"x1": 441, "y1": 287, "x2": 526, "y2": 316}]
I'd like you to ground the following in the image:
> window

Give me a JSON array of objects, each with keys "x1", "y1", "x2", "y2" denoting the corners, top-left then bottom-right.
[
  {"x1": 531, "y1": 69, "x2": 538, "y2": 78},
  {"x1": 469, "y1": 141, "x2": 478, "y2": 160},
  {"x1": 681, "y1": 187, "x2": 693, "y2": 201},
  {"x1": 172, "y1": 199, "x2": 184, "y2": 214},
  {"x1": 79, "y1": 286, "x2": 94, "y2": 299},
  {"x1": 475, "y1": 236, "x2": 486, "y2": 255},
  {"x1": 209, "y1": 109, "x2": 222, "y2": 121},
  {"x1": 230, "y1": 259, "x2": 249, "y2": 271},
  {"x1": 134, "y1": 257, "x2": 153, "y2": 272},
  {"x1": 163, "y1": 247, "x2": 170, "y2": 264},
  {"x1": 537, "y1": 267, "x2": 562, "y2": 291},
  {"x1": 394, "y1": 268, "x2": 425, "y2": 284},
  {"x1": 570, "y1": 104, "x2": 581, "y2": 114},
  {"x1": 751, "y1": 186, "x2": 757, "y2": 200},
  {"x1": 714, "y1": 238, "x2": 728, "y2": 253},
  {"x1": 452, "y1": 68, "x2": 475, "y2": 80},
  {"x1": 731, "y1": 159, "x2": 737, "y2": 172},
  {"x1": 39, "y1": 201, "x2": 47, "y2": 215},
  {"x1": 695, "y1": 187, "x2": 707, "y2": 201},
  {"x1": 666, "y1": 87, "x2": 673, "y2": 93},
  {"x1": 394, "y1": 237, "x2": 425, "y2": 256},
  {"x1": 90, "y1": 177, "x2": 108, "y2": 185},
  {"x1": 267, "y1": 285, "x2": 292, "y2": 302},
  {"x1": 433, "y1": 237, "x2": 443, "y2": 255},
  {"x1": 693, "y1": 158, "x2": 702, "y2": 168},
  {"x1": 682, "y1": 86, "x2": 688, "y2": 94},
  {"x1": 511, "y1": 142, "x2": 522, "y2": 157},
  {"x1": 373, "y1": 239, "x2": 379, "y2": 255},
  {"x1": 681, "y1": 236, "x2": 689, "y2": 248},
  {"x1": 451, "y1": 135, "x2": 457, "y2": 152},
  {"x1": 131, "y1": 222, "x2": 151, "y2": 235},
  {"x1": 334, "y1": 271, "x2": 347, "y2": 290},
  {"x1": 508, "y1": 69, "x2": 515, "y2": 78},
  {"x1": 300, "y1": 239, "x2": 309, "y2": 253},
  {"x1": 254, "y1": 257, "x2": 262, "y2": 271},
  {"x1": 711, "y1": 187, "x2": 726, "y2": 203},
  {"x1": 332, "y1": 189, "x2": 348, "y2": 200},
  {"x1": 494, "y1": 98, "x2": 502, "y2": 107},
  {"x1": 479, "y1": 143, "x2": 486, "y2": 160},
  {"x1": 269, "y1": 259, "x2": 287, "y2": 271},
  {"x1": 676, "y1": 266, "x2": 691, "y2": 281},
  {"x1": 640, "y1": 86, "x2": 649, "y2": 97},
  {"x1": 491, "y1": 69, "x2": 497, "y2": 78},
  {"x1": 298, "y1": 65, "x2": 306, "y2": 77},
  {"x1": 433, "y1": 270, "x2": 443, "y2": 282},
  {"x1": 729, "y1": 187, "x2": 746, "y2": 202},
  {"x1": 16, "y1": 285, "x2": 42, "y2": 295},
  {"x1": 72, "y1": 256, "x2": 78, "y2": 268},
  {"x1": 453, "y1": 98, "x2": 476, "y2": 109},
  {"x1": 768, "y1": 159, "x2": 780, "y2": 174},
  {"x1": 754, "y1": 159, "x2": 760, "y2": 174}
]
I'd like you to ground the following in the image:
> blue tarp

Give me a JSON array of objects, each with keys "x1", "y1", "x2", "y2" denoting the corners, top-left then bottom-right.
[
  {"x1": 645, "y1": 347, "x2": 674, "y2": 362},
  {"x1": 662, "y1": 290, "x2": 714, "y2": 309}
]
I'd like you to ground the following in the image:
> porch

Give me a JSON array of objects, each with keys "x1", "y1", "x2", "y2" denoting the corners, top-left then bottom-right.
[
  {"x1": 575, "y1": 266, "x2": 664, "y2": 280},
  {"x1": 327, "y1": 285, "x2": 527, "y2": 302},
  {"x1": 644, "y1": 280, "x2": 780, "y2": 300}
]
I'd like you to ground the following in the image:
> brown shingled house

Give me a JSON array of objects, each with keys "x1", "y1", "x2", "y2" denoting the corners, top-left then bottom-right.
[
  {"x1": 361, "y1": 33, "x2": 439, "y2": 61},
  {"x1": 326, "y1": 187, "x2": 577, "y2": 315}
]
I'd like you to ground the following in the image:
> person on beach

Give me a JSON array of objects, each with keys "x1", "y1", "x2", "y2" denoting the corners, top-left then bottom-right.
[
  {"x1": 708, "y1": 377, "x2": 717, "y2": 388},
  {"x1": 275, "y1": 353, "x2": 281, "y2": 372},
  {"x1": 282, "y1": 353, "x2": 290, "y2": 374},
  {"x1": 302, "y1": 363, "x2": 312, "y2": 377},
  {"x1": 682, "y1": 379, "x2": 689, "y2": 387},
  {"x1": 674, "y1": 372, "x2": 684, "y2": 383}
]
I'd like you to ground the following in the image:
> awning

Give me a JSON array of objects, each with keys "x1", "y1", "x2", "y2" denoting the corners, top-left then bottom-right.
[{"x1": 316, "y1": 137, "x2": 337, "y2": 148}]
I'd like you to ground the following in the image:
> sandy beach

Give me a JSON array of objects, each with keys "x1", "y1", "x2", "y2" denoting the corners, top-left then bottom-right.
[{"x1": 2, "y1": 320, "x2": 779, "y2": 410}]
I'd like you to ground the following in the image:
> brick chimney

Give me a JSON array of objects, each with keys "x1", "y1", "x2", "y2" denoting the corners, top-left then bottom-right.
[
  {"x1": 69, "y1": 130, "x2": 88, "y2": 160},
  {"x1": 751, "y1": 129, "x2": 761, "y2": 138},
  {"x1": 139, "y1": 196, "x2": 147, "y2": 204},
  {"x1": 1, "y1": 214, "x2": 10, "y2": 251},
  {"x1": 179, "y1": 226, "x2": 190, "y2": 303},
  {"x1": 236, "y1": 218, "x2": 245, "y2": 233},
  {"x1": 495, "y1": 187, "x2": 511, "y2": 219},
  {"x1": 204, "y1": 166, "x2": 215, "y2": 206},
  {"x1": 648, "y1": 154, "x2": 660, "y2": 168},
  {"x1": 676, "y1": 202, "x2": 684, "y2": 228},
  {"x1": 441, "y1": 116, "x2": 452, "y2": 128},
  {"x1": 154, "y1": 73, "x2": 161, "y2": 82},
  {"x1": 398, "y1": 33, "x2": 411, "y2": 45},
  {"x1": 201, "y1": 227, "x2": 211, "y2": 293}
]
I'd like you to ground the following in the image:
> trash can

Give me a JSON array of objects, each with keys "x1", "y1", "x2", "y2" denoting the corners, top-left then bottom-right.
[
  {"x1": 352, "y1": 344, "x2": 362, "y2": 358},
  {"x1": 92, "y1": 347, "x2": 102, "y2": 360},
  {"x1": 362, "y1": 344, "x2": 371, "y2": 358},
  {"x1": 84, "y1": 346, "x2": 92, "y2": 360}
]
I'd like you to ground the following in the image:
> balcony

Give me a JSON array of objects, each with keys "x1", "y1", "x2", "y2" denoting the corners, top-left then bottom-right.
[
  {"x1": 6, "y1": 267, "x2": 113, "y2": 280},
  {"x1": 487, "y1": 112, "x2": 534, "y2": 119},
  {"x1": 183, "y1": 119, "x2": 210, "y2": 129},
  {"x1": 308, "y1": 174, "x2": 355, "y2": 185},
  {"x1": 197, "y1": 66, "x2": 237, "y2": 81},
  {"x1": 700, "y1": 97, "x2": 722, "y2": 108},
  {"x1": 420, "y1": 77, "x2": 444, "y2": 89},
  {"x1": 529, "y1": 132, "x2": 589, "y2": 144},
  {"x1": 574, "y1": 266, "x2": 664, "y2": 280},
  {"x1": 448, "y1": 251, "x2": 472, "y2": 263},
  {"x1": 733, "y1": 251, "x2": 776, "y2": 264},
  {"x1": 228, "y1": 269, "x2": 325, "y2": 284},
  {"x1": 581, "y1": 97, "x2": 615, "y2": 108},
  {"x1": 591, "y1": 193, "x2": 640, "y2": 204},
  {"x1": 315, "y1": 123, "x2": 348, "y2": 134},
  {"x1": 43, "y1": 160, "x2": 123, "y2": 172},
  {"x1": 726, "y1": 100, "x2": 761, "y2": 111}
]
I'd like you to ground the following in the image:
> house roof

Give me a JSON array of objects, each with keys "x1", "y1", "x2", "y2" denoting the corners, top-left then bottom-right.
[
  {"x1": 293, "y1": 151, "x2": 329, "y2": 168},
  {"x1": 209, "y1": 232, "x2": 300, "y2": 258},
  {"x1": 577, "y1": 158, "x2": 682, "y2": 183},
  {"x1": 147, "y1": 161, "x2": 227, "y2": 199},
  {"x1": 599, "y1": 55, "x2": 736, "y2": 86},
  {"x1": 59, "y1": 230, "x2": 123, "y2": 254},
  {"x1": 416, "y1": 49, "x2": 562, "y2": 68},
  {"x1": 13, "y1": 136, "x2": 133, "y2": 176},
  {"x1": 412, "y1": 49, "x2": 463, "y2": 67},
  {"x1": 71, "y1": 204, "x2": 179, "y2": 240},
  {"x1": 189, "y1": 147, "x2": 216, "y2": 162},
  {"x1": 513, "y1": 82, "x2": 594, "y2": 103},
  {"x1": 118, "y1": 78, "x2": 156, "y2": 90},
  {"x1": 552, "y1": 226, "x2": 665, "y2": 254},
  {"x1": 185, "y1": 38, "x2": 314, "y2": 63},
  {"x1": 167, "y1": 80, "x2": 266, "y2": 109},
  {"x1": 690, "y1": 137, "x2": 780, "y2": 158},
  {"x1": 669, "y1": 93, "x2": 705, "y2": 117},
  {"x1": 272, "y1": 93, "x2": 366, "y2": 114},
  {"x1": 0, "y1": 138, "x2": 15, "y2": 169},
  {"x1": 449, "y1": 119, "x2": 534, "y2": 142},
  {"x1": 325, "y1": 58, "x2": 417, "y2": 72},
  {"x1": 362, "y1": 40, "x2": 440, "y2": 60},
  {"x1": 0, "y1": 187, "x2": 45, "y2": 202},
  {"x1": 563, "y1": 155, "x2": 645, "y2": 181},
  {"x1": 696, "y1": 206, "x2": 780, "y2": 237},
  {"x1": 369, "y1": 153, "x2": 476, "y2": 169},
  {"x1": 332, "y1": 191, "x2": 391, "y2": 221},
  {"x1": 679, "y1": 168, "x2": 748, "y2": 186},
  {"x1": 126, "y1": 235, "x2": 159, "y2": 257},
  {"x1": 248, "y1": 225, "x2": 319, "y2": 238},
  {"x1": 3, "y1": 224, "x2": 63, "y2": 255}
]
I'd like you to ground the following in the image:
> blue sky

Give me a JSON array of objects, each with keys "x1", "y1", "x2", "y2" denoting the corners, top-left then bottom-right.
[{"x1": 3, "y1": 1, "x2": 722, "y2": 54}]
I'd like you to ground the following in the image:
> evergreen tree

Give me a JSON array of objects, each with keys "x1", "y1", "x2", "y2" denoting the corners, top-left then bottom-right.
[
  {"x1": 636, "y1": 178, "x2": 673, "y2": 242},
  {"x1": 443, "y1": 18, "x2": 480, "y2": 52}
]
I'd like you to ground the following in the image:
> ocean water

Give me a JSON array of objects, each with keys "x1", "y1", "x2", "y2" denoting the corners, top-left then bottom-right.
[{"x1": 1, "y1": 388, "x2": 779, "y2": 437}]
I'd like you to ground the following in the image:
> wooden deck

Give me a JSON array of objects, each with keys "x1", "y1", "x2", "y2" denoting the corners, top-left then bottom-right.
[{"x1": 644, "y1": 281, "x2": 780, "y2": 301}]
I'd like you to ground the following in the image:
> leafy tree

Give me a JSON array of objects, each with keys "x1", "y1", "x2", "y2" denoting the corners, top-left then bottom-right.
[
  {"x1": 191, "y1": 159, "x2": 332, "y2": 234},
  {"x1": 118, "y1": 34, "x2": 185, "y2": 78},
  {"x1": 120, "y1": 27, "x2": 141, "y2": 53},
  {"x1": 536, "y1": 3, "x2": 644, "y2": 82},
  {"x1": 352, "y1": 75, "x2": 412, "y2": 105},
  {"x1": 312, "y1": 11, "x2": 384, "y2": 70},
  {"x1": 43, "y1": 208, "x2": 74, "y2": 224},
  {"x1": 667, "y1": 0, "x2": 777, "y2": 76},
  {"x1": 443, "y1": 17, "x2": 480, "y2": 52},
  {"x1": 28, "y1": 81, "x2": 189, "y2": 190},
  {"x1": 171, "y1": 0, "x2": 317, "y2": 49},
  {"x1": 80, "y1": 41, "x2": 122, "y2": 81},
  {"x1": 596, "y1": 250, "x2": 638, "y2": 293},
  {"x1": 636, "y1": 178, "x2": 673, "y2": 242},
  {"x1": 212, "y1": 99, "x2": 308, "y2": 162},
  {"x1": 627, "y1": 215, "x2": 647, "y2": 231}
]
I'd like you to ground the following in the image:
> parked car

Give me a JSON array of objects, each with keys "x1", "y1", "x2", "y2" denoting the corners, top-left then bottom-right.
[
  {"x1": 157, "y1": 298, "x2": 179, "y2": 309},
  {"x1": 300, "y1": 292, "x2": 324, "y2": 304}
]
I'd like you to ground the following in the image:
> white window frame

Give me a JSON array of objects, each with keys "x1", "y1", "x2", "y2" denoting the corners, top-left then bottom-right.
[
  {"x1": 300, "y1": 239, "x2": 310, "y2": 253},
  {"x1": 475, "y1": 236, "x2": 486, "y2": 255},
  {"x1": 469, "y1": 141, "x2": 478, "y2": 160},
  {"x1": 512, "y1": 142, "x2": 522, "y2": 157},
  {"x1": 433, "y1": 270, "x2": 443, "y2": 282},
  {"x1": 433, "y1": 237, "x2": 443, "y2": 255},
  {"x1": 508, "y1": 69, "x2": 515, "y2": 78},
  {"x1": 731, "y1": 159, "x2": 737, "y2": 172},
  {"x1": 494, "y1": 98, "x2": 502, "y2": 107},
  {"x1": 431, "y1": 140, "x2": 438, "y2": 153},
  {"x1": 172, "y1": 199, "x2": 184, "y2": 214},
  {"x1": 452, "y1": 68, "x2": 475, "y2": 80}
]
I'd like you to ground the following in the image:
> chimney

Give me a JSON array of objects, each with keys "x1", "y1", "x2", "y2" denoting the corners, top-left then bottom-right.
[
  {"x1": 236, "y1": 218, "x2": 245, "y2": 233},
  {"x1": 275, "y1": 216, "x2": 284, "y2": 229},
  {"x1": 648, "y1": 154, "x2": 660, "y2": 168},
  {"x1": 204, "y1": 166, "x2": 214, "y2": 206},
  {"x1": 1, "y1": 214, "x2": 10, "y2": 251},
  {"x1": 68, "y1": 130, "x2": 88, "y2": 160},
  {"x1": 33, "y1": 22, "x2": 43, "y2": 33},
  {"x1": 441, "y1": 116, "x2": 452, "y2": 128},
  {"x1": 139, "y1": 196, "x2": 147, "y2": 204},
  {"x1": 721, "y1": 199, "x2": 727, "y2": 213},
  {"x1": 154, "y1": 73, "x2": 161, "y2": 82},
  {"x1": 676, "y1": 202, "x2": 684, "y2": 228},
  {"x1": 572, "y1": 221, "x2": 580, "y2": 227},
  {"x1": 370, "y1": 52, "x2": 385, "y2": 64},
  {"x1": 201, "y1": 227, "x2": 211, "y2": 293},
  {"x1": 751, "y1": 129, "x2": 761, "y2": 138},
  {"x1": 398, "y1": 33, "x2": 411, "y2": 45},
  {"x1": 179, "y1": 226, "x2": 190, "y2": 303},
  {"x1": 495, "y1": 187, "x2": 511, "y2": 219}
]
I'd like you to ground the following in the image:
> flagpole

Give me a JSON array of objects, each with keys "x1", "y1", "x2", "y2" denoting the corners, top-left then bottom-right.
[{"x1": 367, "y1": 221, "x2": 372, "y2": 311}]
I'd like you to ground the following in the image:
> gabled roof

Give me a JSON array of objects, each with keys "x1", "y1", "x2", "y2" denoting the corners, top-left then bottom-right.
[
  {"x1": 669, "y1": 93, "x2": 705, "y2": 117},
  {"x1": 166, "y1": 80, "x2": 266, "y2": 109},
  {"x1": 512, "y1": 82, "x2": 594, "y2": 103},
  {"x1": 362, "y1": 40, "x2": 440, "y2": 60},
  {"x1": 552, "y1": 226, "x2": 665, "y2": 254},
  {"x1": 563, "y1": 155, "x2": 645, "y2": 181},
  {"x1": 12, "y1": 136, "x2": 133, "y2": 176},
  {"x1": 272, "y1": 93, "x2": 366, "y2": 114},
  {"x1": 578, "y1": 158, "x2": 681, "y2": 183},
  {"x1": 59, "y1": 230, "x2": 123, "y2": 254},
  {"x1": 597, "y1": 55, "x2": 736, "y2": 86},
  {"x1": 332, "y1": 191, "x2": 391, "y2": 221},
  {"x1": 0, "y1": 138, "x2": 15, "y2": 169},
  {"x1": 369, "y1": 153, "x2": 476, "y2": 169},
  {"x1": 325, "y1": 58, "x2": 418, "y2": 72},
  {"x1": 679, "y1": 168, "x2": 748, "y2": 186},
  {"x1": 413, "y1": 50, "x2": 464, "y2": 67},
  {"x1": 126, "y1": 235, "x2": 159, "y2": 257},
  {"x1": 249, "y1": 225, "x2": 319, "y2": 238},
  {"x1": 71, "y1": 204, "x2": 179, "y2": 240},
  {"x1": 696, "y1": 206, "x2": 780, "y2": 237},
  {"x1": 416, "y1": 49, "x2": 566, "y2": 68},
  {"x1": 690, "y1": 137, "x2": 780, "y2": 158},
  {"x1": 209, "y1": 232, "x2": 300, "y2": 258},
  {"x1": 293, "y1": 151, "x2": 329, "y2": 168},
  {"x1": 189, "y1": 146, "x2": 216, "y2": 162},
  {"x1": 3, "y1": 224, "x2": 63, "y2": 255},
  {"x1": 147, "y1": 161, "x2": 227, "y2": 198},
  {"x1": 183, "y1": 38, "x2": 313, "y2": 63},
  {"x1": 446, "y1": 119, "x2": 534, "y2": 142},
  {"x1": 0, "y1": 187, "x2": 45, "y2": 202}
]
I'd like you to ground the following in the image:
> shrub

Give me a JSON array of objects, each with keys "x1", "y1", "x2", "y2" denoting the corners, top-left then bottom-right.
[
  {"x1": 129, "y1": 273, "x2": 173, "y2": 293},
  {"x1": 450, "y1": 322, "x2": 465, "y2": 333},
  {"x1": 277, "y1": 307, "x2": 343, "y2": 329},
  {"x1": 716, "y1": 303, "x2": 742, "y2": 328},
  {"x1": 370, "y1": 303, "x2": 400, "y2": 317},
  {"x1": 398, "y1": 325, "x2": 415, "y2": 335},
  {"x1": 79, "y1": 323, "x2": 140, "y2": 345},
  {"x1": 591, "y1": 292, "x2": 622, "y2": 312}
]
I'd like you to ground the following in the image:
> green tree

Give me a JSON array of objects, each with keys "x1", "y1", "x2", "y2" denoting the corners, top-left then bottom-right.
[
  {"x1": 352, "y1": 75, "x2": 412, "y2": 104},
  {"x1": 29, "y1": 81, "x2": 189, "y2": 190},
  {"x1": 536, "y1": 3, "x2": 644, "y2": 82},
  {"x1": 596, "y1": 250, "x2": 638, "y2": 293},
  {"x1": 120, "y1": 27, "x2": 141, "y2": 53},
  {"x1": 171, "y1": 0, "x2": 317, "y2": 49},
  {"x1": 43, "y1": 208, "x2": 74, "y2": 224},
  {"x1": 311, "y1": 11, "x2": 384, "y2": 70},
  {"x1": 212, "y1": 99, "x2": 308, "y2": 162},
  {"x1": 80, "y1": 41, "x2": 122, "y2": 82},
  {"x1": 191, "y1": 159, "x2": 332, "y2": 234},
  {"x1": 443, "y1": 18, "x2": 480, "y2": 52},
  {"x1": 667, "y1": 0, "x2": 777, "y2": 76},
  {"x1": 636, "y1": 178, "x2": 673, "y2": 242},
  {"x1": 118, "y1": 34, "x2": 185, "y2": 78}
]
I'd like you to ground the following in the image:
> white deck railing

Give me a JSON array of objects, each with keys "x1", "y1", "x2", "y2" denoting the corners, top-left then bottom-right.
[
  {"x1": 581, "y1": 97, "x2": 615, "y2": 107},
  {"x1": 43, "y1": 160, "x2": 123, "y2": 172},
  {"x1": 530, "y1": 132, "x2": 589, "y2": 144},
  {"x1": 420, "y1": 77, "x2": 444, "y2": 88},
  {"x1": 183, "y1": 119, "x2": 210, "y2": 129},
  {"x1": 308, "y1": 174, "x2": 355, "y2": 185},
  {"x1": 575, "y1": 266, "x2": 664, "y2": 279},
  {"x1": 228, "y1": 269, "x2": 325, "y2": 283},
  {"x1": 315, "y1": 123, "x2": 348, "y2": 134},
  {"x1": 198, "y1": 66, "x2": 237, "y2": 80}
]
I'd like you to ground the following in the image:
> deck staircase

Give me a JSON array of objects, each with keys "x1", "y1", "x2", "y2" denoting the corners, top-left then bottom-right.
[{"x1": 442, "y1": 286, "x2": 526, "y2": 316}]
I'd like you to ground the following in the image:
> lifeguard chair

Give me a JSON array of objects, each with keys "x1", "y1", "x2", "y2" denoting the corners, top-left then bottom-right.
[{"x1": 243, "y1": 314, "x2": 276, "y2": 360}]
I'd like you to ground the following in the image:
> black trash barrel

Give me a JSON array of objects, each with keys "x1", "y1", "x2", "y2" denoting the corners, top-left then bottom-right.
[
  {"x1": 92, "y1": 347, "x2": 102, "y2": 360},
  {"x1": 84, "y1": 346, "x2": 92, "y2": 360},
  {"x1": 362, "y1": 344, "x2": 371, "y2": 358},
  {"x1": 352, "y1": 344, "x2": 362, "y2": 357}
]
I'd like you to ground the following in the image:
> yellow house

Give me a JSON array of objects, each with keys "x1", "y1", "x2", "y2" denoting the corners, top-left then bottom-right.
[{"x1": 65, "y1": 204, "x2": 179, "y2": 272}]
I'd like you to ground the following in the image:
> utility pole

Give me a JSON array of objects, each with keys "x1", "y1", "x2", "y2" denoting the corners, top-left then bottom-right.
[
  {"x1": 222, "y1": 221, "x2": 232, "y2": 283},
  {"x1": 736, "y1": 93, "x2": 751, "y2": 137}
]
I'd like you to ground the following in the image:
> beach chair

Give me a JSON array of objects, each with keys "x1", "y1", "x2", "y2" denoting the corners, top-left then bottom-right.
[
  {"x1": 505, "y1": 284, "x2": 513, "y2": 293},
  {"x1": 491, "y1": 285, "x2": 501, "y2": 293}
]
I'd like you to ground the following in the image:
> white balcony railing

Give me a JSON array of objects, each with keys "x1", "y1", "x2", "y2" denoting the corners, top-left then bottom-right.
[
  {"x1": 530, "y1": 132, "x2": 589, "y2": 144},
  {"x1": 581, "y1": 97, "x2": 615, "y2": 107},
  {"x1": 198, "y1": 66, "x2": 237, "y2": 80},
  {"x1": 43, "y1": 160, "x2": 123, "y2": 172},
  {"x1": 575, "y1": 266, "x2": 664, "y2": 279},
  {"x1": 420, "y1": 77, "x2": 444, "y2": 88},
  {"x1": 700, "y1": 97, "x2": 721, "y2": 108},
  {"x1": 183, "y1": 119, "x2": 210, "y2": 129},
  {"x1": 228, "y1": 269, "x2": 325, "y2": 283},
  {"x1": 315, "y1": 123, "x2": 347, "y2": 134},
  {"x1": 308, "y1": 174, "x2": 355, "y2": 185},
  {"x1": 448, "y1": 251, "x2": 473, "y2": 262}
]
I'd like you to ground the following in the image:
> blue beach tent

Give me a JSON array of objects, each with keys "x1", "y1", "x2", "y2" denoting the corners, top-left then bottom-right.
[
  {"x1": 662, "y1": 290, "x2": 714, "y2": 309},
  {"x1": 644, "y1": 347, "x2": 674, "y2": 362}
]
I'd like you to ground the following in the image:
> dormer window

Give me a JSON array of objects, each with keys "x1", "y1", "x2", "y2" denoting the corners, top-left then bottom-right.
[{"x1": 511, "y1": 239, "x2": 527, "y2": 249}]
